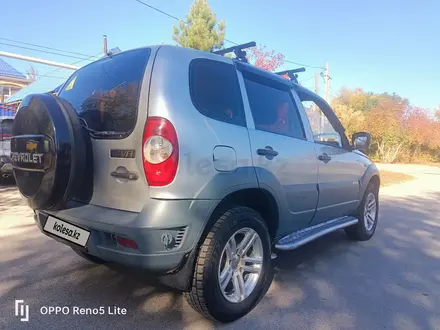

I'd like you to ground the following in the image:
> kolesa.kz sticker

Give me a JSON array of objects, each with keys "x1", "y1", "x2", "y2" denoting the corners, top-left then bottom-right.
[
  {"x1": 52, "y1": 222, "x2": 81, "y2": 240},
  {"x1": 43, "y1": 216, "x2": 90, "y2": 247}
]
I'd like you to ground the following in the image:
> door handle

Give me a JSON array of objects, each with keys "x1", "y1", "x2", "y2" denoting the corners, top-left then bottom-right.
[
  {"x1": 318, "y1": 153, "x2": 332, "y2": 163},
  {"x1": 257, "y1": 147, "x2": 278, "y2": 158},
  {"x1": 110, "y1": 171, "x2": 138, "y2": 180}
]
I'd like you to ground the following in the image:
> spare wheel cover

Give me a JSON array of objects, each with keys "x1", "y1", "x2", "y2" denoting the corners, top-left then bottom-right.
[{"x1": 11, "y1": 94, "x2": 86, "y2": 210}]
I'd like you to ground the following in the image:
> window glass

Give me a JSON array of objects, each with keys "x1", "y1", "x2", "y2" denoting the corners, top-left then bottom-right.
[
  {"x1": 190, "y1": 59, "x2": 245, "y2": 126},
  {"x1": 301, "y1": 99, "x2": 342, "y2": 147},
  {"x1": 59, "y1": 48, "x2": 150, "y2": 135},
  {"x1": 244, "y1": 77, "x2": 304, "y2": 139}
]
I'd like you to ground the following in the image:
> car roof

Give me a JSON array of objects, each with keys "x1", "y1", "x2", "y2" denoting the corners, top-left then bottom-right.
[{"x1": 67, "y1": 44, "x2": 323, "y2": 106}]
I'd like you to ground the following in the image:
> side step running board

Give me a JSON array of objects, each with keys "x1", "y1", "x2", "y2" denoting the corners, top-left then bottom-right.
[{"x1": 275, "y1": 216, "x2": 358, "y2": 251}]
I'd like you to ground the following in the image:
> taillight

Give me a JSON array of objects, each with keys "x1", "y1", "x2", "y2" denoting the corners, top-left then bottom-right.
[
  {"x1": 115, "y1": 236, "x2": 138, "y2": 249},
  {"x1": 142, "y1": 117, "x2": 179, "y2": 186}
]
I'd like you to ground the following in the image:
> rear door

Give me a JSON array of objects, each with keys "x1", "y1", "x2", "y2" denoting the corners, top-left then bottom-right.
[
  {"x1": 298, "y1": 89, "x2": 364, "y2": 224},
  {"x1": 57, "y1": 48, "x2": 154, "y2": 212},
  {"x1": 239, "y1": 68, "x2": 318, "y2": 235}
]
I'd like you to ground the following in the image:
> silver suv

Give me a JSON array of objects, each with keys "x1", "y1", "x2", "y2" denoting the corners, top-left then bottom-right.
[{"x1": 10, "y1": 44, "x2": 379, "y2": 322}]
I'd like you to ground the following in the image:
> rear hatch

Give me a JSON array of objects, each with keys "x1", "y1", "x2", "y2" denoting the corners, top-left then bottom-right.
[{"x1": 57, "y1": 48, "x2": 153, "y2": 212}]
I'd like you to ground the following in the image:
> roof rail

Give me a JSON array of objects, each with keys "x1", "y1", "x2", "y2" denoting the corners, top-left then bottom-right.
[
  {"x1": 213, "y1": 41, "x2": 256, "y2": 63},
  {"x1": 275, "y1": 68, "x2": 306, "y2": 83}
]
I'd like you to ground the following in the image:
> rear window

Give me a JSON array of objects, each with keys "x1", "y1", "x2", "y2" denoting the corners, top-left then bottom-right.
[
  {"x1": 0, "y1": 119, "x2": 13, "y2": 140},
  {"x1": 189, "y1": 59, "x2": 245, "y2": 126},
  {"x1": 59, "y1": 48, "x2": 151, "y2": 136}
]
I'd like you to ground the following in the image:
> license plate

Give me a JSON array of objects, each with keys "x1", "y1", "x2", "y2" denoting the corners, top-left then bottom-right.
[{"x1": 44, "y1": 217, "x2": 90, "y2": 247}]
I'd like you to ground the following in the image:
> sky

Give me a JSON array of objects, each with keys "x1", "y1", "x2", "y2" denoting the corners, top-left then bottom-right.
[{"x1": 2, "y1": 0, "x2": 439, "y2": 110}]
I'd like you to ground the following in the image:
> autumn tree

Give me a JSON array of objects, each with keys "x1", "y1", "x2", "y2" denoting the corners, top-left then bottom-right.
[
  {"x1": 173, "y1": 0, "x2": 225, "y2": 52},
  {"x1": 331, "y1": 102, "x2": 365, "y2": 139},
  {"x1": 406, "y1": 107, "x2": 431, "y2": 145},
  {"x1": 434, "y1": 107, "x2": 440, "y2": 121},
  {"x1": 333, "y1": 88, "x2": 383, "y2": 113},
  {"x1": 332, "y1": 88, "x2": 440, "y2": 163},
  {"x1": 331, "y1": 88, "x2": 378, "y2": 140},
  {"x1": 246, "y1": 45, "x2": 285, "y2": 72},
  {"x1": 365, "y1": 97, "x2": 409, "y2": 163}
]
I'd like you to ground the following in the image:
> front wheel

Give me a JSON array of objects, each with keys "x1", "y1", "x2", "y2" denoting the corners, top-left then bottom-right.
[
  {"x1": 184, "y1": 207, "x2": 272, "y2": 322},
  {"x1": 345, "y1": 182, "x2": 379, "y2": 241}
]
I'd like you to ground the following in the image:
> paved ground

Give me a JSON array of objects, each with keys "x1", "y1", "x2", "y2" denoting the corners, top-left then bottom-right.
[{"x1": 1, "y1": 164, "x2": 440, "y2": 330}]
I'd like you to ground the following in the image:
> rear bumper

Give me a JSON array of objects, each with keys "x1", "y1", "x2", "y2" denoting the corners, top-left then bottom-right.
[{"x1": 34, "y1": 198, "x2": 216, "y2": 274}]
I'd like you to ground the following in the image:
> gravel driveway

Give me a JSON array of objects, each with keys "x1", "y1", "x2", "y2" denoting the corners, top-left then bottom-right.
[{"x1": 1, "y1": 164, "x2": 440, "y2": 330}]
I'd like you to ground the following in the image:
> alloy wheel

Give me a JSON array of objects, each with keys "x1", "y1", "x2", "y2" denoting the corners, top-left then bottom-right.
[
  {"x1": 218, "y1": 227, "x2": 264, "y2": 303},
  {"x1": 364, "y1": 192, "x2": 377, "y2": 231}
]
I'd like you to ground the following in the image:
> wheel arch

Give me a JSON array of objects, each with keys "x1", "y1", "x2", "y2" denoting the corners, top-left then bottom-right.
[
  {"x1": 359, "y1": 164, "x2": 380, "y2": 201},
  {"x1": 368, "y1": 174, "x2": 380, "y2": 189},
  {"x1": 201, "y1": 187, "x2": 280, "y2": 243}
]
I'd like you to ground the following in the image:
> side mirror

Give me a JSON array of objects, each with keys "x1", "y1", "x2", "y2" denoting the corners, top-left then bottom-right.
[{"x1": 352, "y1": 132, "x2": 371, "y2": 152}]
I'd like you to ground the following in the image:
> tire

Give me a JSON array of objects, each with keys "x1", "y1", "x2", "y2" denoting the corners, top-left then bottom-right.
[
  {"x1": 11, "y1": 94, "x2": 88, "y2": 210},
  {"x1": 184, "y1": 206, "x2": 272, "y2": 322},
  {"x1": 345, "y1": 182, "x2": 379, "y2": 241},
  {"x1": 72, "y1": 249, "x2": 105, "y2": 264}
]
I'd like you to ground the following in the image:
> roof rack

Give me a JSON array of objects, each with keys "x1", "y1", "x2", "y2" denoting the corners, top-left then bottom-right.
[
  {"x1": 213, "y1": 41, "x2": 256, "y2": 63},
  {"x1": 275, "y1": 68, "x2": 306, "y2": 83}
]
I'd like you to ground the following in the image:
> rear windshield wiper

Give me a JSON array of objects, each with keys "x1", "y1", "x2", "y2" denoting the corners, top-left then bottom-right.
[
  {"x1": 87, "y1": 130, "x2": 126, "y2": 137},
  {"x1": 78, "y1": 117, "x2": 125, "y2": 137}
]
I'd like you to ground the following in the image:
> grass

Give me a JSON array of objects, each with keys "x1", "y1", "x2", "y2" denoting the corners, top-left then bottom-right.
[{"x1": 380, "y1": 170, "x2": 415, "y2": 186}]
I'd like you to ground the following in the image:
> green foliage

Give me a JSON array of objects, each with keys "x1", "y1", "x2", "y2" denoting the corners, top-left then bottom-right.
[
  {"x1": 335, "y1": 88, "x2": 381, "y2": 113},
  {"x1": 332, "y1": 104, "x2": 364, "y2": 139},
  {"x1": 172, "y1": 0, "x2": 225, "y2": 52}
]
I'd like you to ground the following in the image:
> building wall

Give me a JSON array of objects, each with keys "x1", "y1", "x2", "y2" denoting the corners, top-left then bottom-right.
[{"x1": 0, "y1": 79, "x2": 28, "y2": 103}]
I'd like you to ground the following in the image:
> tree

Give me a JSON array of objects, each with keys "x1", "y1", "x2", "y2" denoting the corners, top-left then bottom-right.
[
  {"x1": 333, "y1": 88, "x2": 380, "y2": 113},
  {"x1": 331, "y1": 103, "x2": 365, "y2": 139},
  {"x1": 366, "y1": 98, "x2": 408, "y2": 163},
  {"x1": 434, "y1": 107, "x2": 440, "y2": 121},
  {"x1": 331, "y1": 88, "x2": 440, "y2": 163},
  {"x1": 246, "y1": 45, "x2": 285, "y2": 72},
  {"x1": 173, "y1": 0, "x2": 225, "y2": 52}
]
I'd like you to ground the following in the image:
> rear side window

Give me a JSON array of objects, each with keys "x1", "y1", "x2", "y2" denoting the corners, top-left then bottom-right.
[
  {"x1": 190, "y1": 59, "x2": 245, "y2": 126},
  {"x1": 243, "y1": 75, "x2": 305, "y2": 139},
  {"x1": 59, "y1": 48, "x2": 151, "y2": 136}
]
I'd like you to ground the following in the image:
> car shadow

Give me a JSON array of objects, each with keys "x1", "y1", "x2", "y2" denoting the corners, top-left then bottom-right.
[{"x1": 1, "y1": 190, "x2": 440, "y2": 329}]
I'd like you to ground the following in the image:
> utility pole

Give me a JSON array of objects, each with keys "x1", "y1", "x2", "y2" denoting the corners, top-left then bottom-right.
[
  {"x1": 0, "y1": 51, "x2": 79, "y2": 70},
  {"x1": 324, "y1": 62, "x2": 330, "y2": 102},
  {"x1": 314, "y1": 71, "x2": 325, "y2": 132},
  {"x1": 314, "y1": 72, "x2": 319, "y2": 95},
  {"x1": 103, "y1": 35, "x2": 108, "y2": 55},
  {"x1": 320, "y1": 64, "x2": 331, "y2": 132}
]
